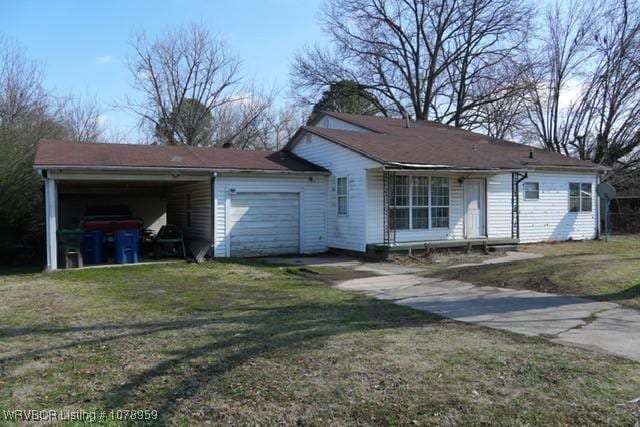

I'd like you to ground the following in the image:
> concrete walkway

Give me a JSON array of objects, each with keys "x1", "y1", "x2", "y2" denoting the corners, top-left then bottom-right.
[{"x1": 337, "y1": 273, "x2": 640, "y2": 362}]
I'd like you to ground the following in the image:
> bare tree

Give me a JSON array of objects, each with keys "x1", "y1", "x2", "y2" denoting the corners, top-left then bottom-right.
[
  {"x1": 523, "y1": 0, "x2": 596, "y2": 154},
  {"x1": 249, "y1": 104, "x2": 304, "y2": 150},
  {"x1": 567, "y1": 0, "x2": 640, "y2": 175},
  {"x1": 126, "y1": 23, "x2": 242, "y2": 146},
  {"x1": 208, "y1": 83, "x2": 275, "y2": 149},
  {"x1": 292, "y1": 0, "x2": 532, "y2": 130},
  {"x1": 58, "y1": 94, "x2": 104, "y2": 142},
  {"x1": 0, "y1": 37, "x2": 49, "y2": 131},
  {"x1": 523, "y1": 0, "x2": 640, "y2": 185},
  {"x1": 265, "y1": 105, "x2": 303, "y2": 150},
  {"x1": 0, "y1": 37, "x2": 68, "y2": 256}
]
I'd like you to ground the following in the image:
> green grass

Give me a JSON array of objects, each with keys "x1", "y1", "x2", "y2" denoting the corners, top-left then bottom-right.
[
  {"x1": 0, "y1": 260, "x2": 639, "y2": 425},
  {"x1": 435, "y1": 235, "x2": 640, "y2": 309}
]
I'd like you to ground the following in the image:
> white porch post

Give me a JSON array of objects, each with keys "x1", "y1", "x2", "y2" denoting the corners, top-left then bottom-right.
[{"x1": 44, "y1": 178, "x2": 58, "y2": 270}]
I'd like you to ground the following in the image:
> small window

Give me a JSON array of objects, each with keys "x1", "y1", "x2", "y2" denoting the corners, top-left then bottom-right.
[
  {"x1": 523, "y1": 182, "x2": 539, "y2": 200},
  {"x1": 186, "y1": 193, "x2": 192, "y2": 227},
  {"x1": 337, "y1": 177, "x2": 348, "y2": 215},
  {"x1": 569, "y1": 183, "x2": 592, "y2": 212}
]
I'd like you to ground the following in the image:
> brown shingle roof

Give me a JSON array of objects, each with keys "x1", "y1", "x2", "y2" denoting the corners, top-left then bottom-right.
[
  {"x1": 34, "y1": 139, "x2": 327, "y2": 173},
  {"x1": 301, "y1": 112, "x2": 602, "y2": 170}
]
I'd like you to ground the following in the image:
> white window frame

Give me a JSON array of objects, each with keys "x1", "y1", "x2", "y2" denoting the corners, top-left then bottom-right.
[
  {"x1": 390, "y1": 175, "x2": 410, "y2": 229},
  {"x1": 390, "y1": 175, "x2": 450, "y2": 230},
  {"x1": 337, "y1": 177, "x2": 348, "y2": 216},
  {"x1": 569, "y1": 182, "x2": 592, "y2": 212},
  {"x1": 411, "y1": 176, "x2": 429, "y2": 229},
  {"x1": 523, "y1": 182, "x2": 540, "y2": 200},
  {"x1": 430, "y1": 177, "x2": 450, "y2": 229}
]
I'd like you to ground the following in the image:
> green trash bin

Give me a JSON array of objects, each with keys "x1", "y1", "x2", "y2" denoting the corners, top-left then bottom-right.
[{"x1": 57, "y1": 228, "x2": 84, "y2": 268}]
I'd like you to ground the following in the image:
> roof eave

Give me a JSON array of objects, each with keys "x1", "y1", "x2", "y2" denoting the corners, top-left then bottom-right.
[{"x1": 33, "y1": 164, "x2": 329, "y2": 175}]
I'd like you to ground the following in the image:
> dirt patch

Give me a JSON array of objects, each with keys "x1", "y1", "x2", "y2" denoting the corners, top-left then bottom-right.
[
  {"x1": 286, "y1": 266, "x2": 379, "y2": 284},
  {"x1": 393, "y1": 250, "x2": 506, "y2": 269}
]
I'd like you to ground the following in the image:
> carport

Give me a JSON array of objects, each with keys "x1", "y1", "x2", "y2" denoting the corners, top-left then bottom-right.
[{"x1": 42, "y1": 166, "x2": 213, "y2": 270}]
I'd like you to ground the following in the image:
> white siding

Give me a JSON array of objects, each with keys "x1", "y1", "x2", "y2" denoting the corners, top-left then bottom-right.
[
  {"x1": 366, "y1": 170, "x2": 465, "y2": 244},
  {"x1": 167, "y1": 181, "x2": 212, "y2": 243},
  {"x1": 291, "y1": 133, "x2": 380, "y2": 252},
  {"x1": 518, "y1": 171, "x2": 598, "y2": 243},
  {"x1": 486, "y1": 173, "x2": 513, "y2": 238},
  {"x1": 213, "y1": 173, "x2": 327, "y2": 257},
  {"x1": 315, "y1": 115, "x2": 371, "y2": 131},
  {"x1": 485, "y1": 171, "x2": 599, "y2": 242}
]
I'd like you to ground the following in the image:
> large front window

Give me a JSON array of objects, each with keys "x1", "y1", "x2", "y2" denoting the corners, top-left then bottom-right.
[{"x1": 390, "y1": 175, "x2": 450, "y2": 230}]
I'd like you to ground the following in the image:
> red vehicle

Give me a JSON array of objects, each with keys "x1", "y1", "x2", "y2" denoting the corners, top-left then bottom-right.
[{"x1": 80, "y1": 205, "x2": 143, "y2": 238}]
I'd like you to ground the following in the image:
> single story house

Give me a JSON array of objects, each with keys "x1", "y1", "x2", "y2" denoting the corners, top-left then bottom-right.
[{"x1": 33, "y1": 111, "x2": 606, "y2": 270}]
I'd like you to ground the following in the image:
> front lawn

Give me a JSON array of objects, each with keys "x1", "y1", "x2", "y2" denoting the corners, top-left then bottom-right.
[
  {"x1": 1, "y1": 261, "x2": 639, "y2": 425},
  {"x1": 437, "y1": 235, "x2": 640, "y2": 310}
]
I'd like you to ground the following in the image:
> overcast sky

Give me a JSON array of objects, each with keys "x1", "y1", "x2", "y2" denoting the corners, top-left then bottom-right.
[{"x1": 1, "y1": 0, "x2": 327, "y2": 141}]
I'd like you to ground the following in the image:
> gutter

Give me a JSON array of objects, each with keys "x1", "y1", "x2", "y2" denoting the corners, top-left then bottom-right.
[
  {"x1": 33, "y1": 164, "x2": 330, "y2": 175},
  {"x1": 384, "y1": 162, "x2": 525, "y2": 173},
  {"x1": 385, "y1": 162, "x2": 607, "y2": 173}
]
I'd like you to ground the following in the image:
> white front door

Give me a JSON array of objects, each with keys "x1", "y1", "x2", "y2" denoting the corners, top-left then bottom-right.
[{"x1": 464, "y1": 179, "x2": 486, "y2": 238}]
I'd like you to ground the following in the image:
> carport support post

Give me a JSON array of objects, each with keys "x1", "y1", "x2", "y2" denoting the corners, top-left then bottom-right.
[{"x1": 45, "y1": 178, "x2": 58, "y2": 271}]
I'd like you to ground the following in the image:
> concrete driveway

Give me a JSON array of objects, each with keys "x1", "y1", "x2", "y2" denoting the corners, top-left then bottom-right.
[{"x1": 337, "y1": 271, "x2": 640, "y2": 362}]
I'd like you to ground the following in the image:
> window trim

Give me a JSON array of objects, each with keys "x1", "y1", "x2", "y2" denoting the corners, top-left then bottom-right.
[
  {"x1": 569, "y1": 182, "x2": 592, "y2": 213},
  {"x1": 336, "y1": 177, "x2": 348, "y2": 216},
  {"x1": 390, "y1": 175, "x2": 450, "y2": 231},
  {"x1": 523, "y1": 182, "x2": 540, "y2": 200}
]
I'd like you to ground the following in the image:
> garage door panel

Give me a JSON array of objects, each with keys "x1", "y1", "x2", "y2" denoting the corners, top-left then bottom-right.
[
  {"x1": 230, "y1": 211, "x2": 300, "y2": 221},
  {"x1": 230, "y1": 192, "x2": 299, "y2": 257},
  {"x1": 228, "y1": 222, "x2": 299, "y2": 232}
]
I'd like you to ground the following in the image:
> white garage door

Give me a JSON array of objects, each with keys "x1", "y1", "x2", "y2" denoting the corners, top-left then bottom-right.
[{"x1": 229, "y1": 192, "x2": 300, "y2": 257}]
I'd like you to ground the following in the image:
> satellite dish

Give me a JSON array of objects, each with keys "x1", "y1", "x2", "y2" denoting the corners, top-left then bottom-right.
[{"x1": 597, "y1": 182, "x2": 617, "y2": 200}]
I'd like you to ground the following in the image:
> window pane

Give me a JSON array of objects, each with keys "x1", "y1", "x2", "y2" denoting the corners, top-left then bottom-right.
[
  {"x1": 393, "y1": 176, "x2": 409, "y2": 207},
  {"x1": 569, "y1": 183, "x2": 580, "y2": 197},
  {"x1": 338, "y1": 196, "x2": 347, "y2": 215},
  {"x1": 391, "y1": 207, "x2": 409, "y2": 229},
  {"x1": 412, "y1": 176, "x2": 428, "y2": 206},
  {"x1": 569, "y1": 197, "x2": 580, "y2": 212},
  {"x1": 337, "y1": 177, "x2": 347, "y2": 196},
  {"x1": 581, "y1": 183, "x2": 592, "y2": 212},
  {"x1": 431, "y1": 177, "x2": 449, "y2": 206},
  {"x1": 412, "y1": 207, "x2": 428, "y2": 229},
  {"x1": 524, "y1": 182, "x2": 539, "y2": 200},
  {"x1": 431, "y1": 207, "x2": 449, "y2": 228}
]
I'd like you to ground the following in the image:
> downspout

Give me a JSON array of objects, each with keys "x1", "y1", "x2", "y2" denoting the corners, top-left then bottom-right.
[
  {"x1": 211, "y1": 172, "x2": 217, "y2": 257},
  {"x1": 512, "y1": 172, "x2": 528, "y2": 240}
]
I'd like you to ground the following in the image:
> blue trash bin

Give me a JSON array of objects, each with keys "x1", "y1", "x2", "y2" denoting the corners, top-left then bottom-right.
[
  {"x1": 114, "y1": 229, "x2": 139, "y2": 264},
  {"x1": 83, "y1": 230, "x2": 105, "y2": 265}
]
